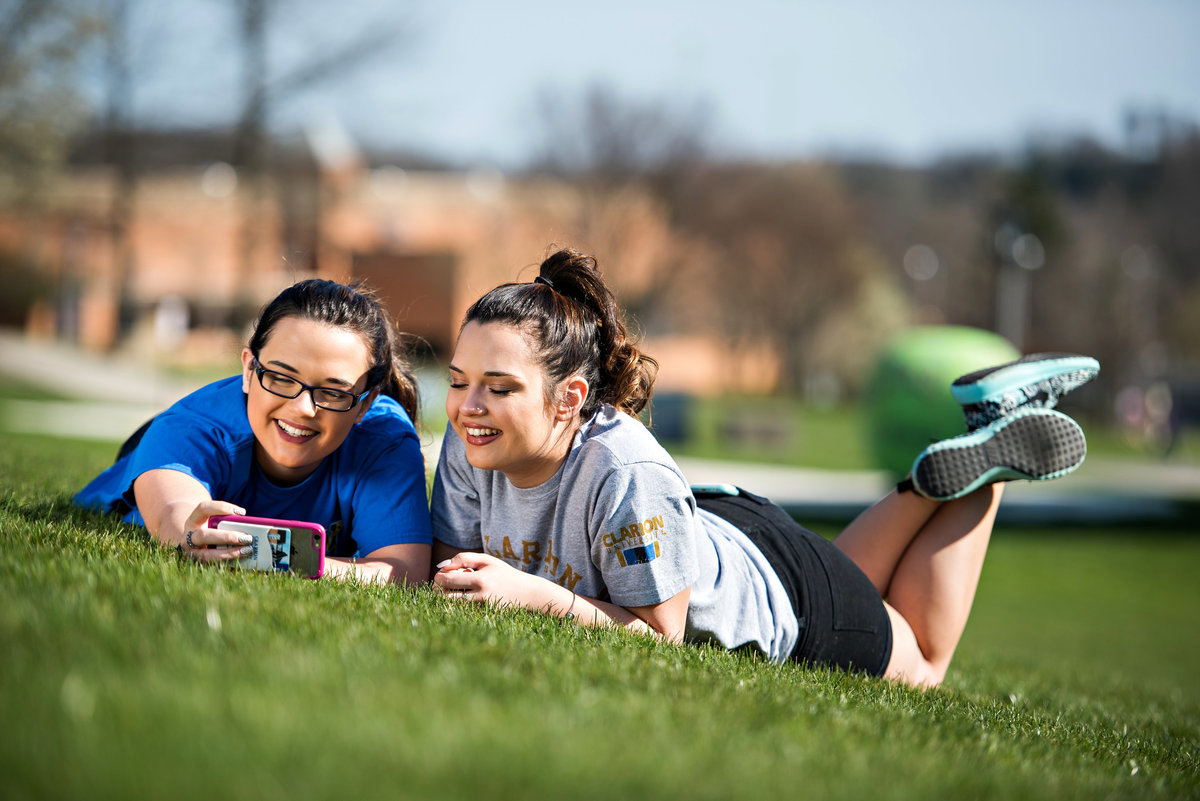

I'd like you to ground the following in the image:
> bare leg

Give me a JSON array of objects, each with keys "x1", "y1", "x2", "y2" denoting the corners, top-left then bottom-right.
[
  {"x1": 833, "y1": 484, "x2": 1004, "y2": 687},
  {"x1": 833, "y1": 488, "x2": 940, "y2": 596}
]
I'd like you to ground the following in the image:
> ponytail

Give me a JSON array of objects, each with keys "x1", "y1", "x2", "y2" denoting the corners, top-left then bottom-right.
[
  {"x1": 461, "y1": 248, "x2": 657, "y2": 418},
  {"x1": 248, "y1": 279, "x2": 421, "y2": 425}
]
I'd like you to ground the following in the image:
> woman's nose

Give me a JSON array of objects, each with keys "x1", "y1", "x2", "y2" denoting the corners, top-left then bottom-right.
[
  {"x1": 286, "y1": 389, "x2": 319, "y2": 416},
  {"x1": 459, "y1": 388, "x2": 485, "y2": 415}
]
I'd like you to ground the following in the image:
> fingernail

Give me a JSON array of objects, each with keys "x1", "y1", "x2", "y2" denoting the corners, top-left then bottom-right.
[
  {"x1": 238, "y1": 534, "x2": 254, "y2": 545},
  {"x1": 239, "y1": 546, "x2": 254, "y2": 556},
  {"x1": 436, "y1": 559, "x2": 452, "y2": 569}
]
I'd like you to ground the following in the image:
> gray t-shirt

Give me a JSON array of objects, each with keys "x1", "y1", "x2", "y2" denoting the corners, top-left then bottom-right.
[{"x1": 430, "y1": 405, "x2": 800, "y2": 661}]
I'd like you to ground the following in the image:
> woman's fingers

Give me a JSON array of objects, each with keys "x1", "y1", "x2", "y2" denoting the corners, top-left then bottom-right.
[
  {"x1": 187, "y1": 542, "x2": 255, "y2": 563},
  {"x1": 433, "y1": 566, "x2": 480, "y2": 598},
  {"x1": 433, "y1": 553, "x2": 519, "y2": 602},
  {"x1": 183, "y1": 499, "x2": 246, "y2": 527},
  {"x1": 200, "y1": 526, "x2": 255, "y2": 548},
  {"x1": 446, "y1": 552, "x2": 498, "y2": 571},
  {"x1": 181, "y1": 500, "x2": 250, "y2": 557}
]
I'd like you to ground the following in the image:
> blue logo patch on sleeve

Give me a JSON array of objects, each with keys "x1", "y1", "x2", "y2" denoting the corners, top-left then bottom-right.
[{"x1": 618, "y1": 540, "x2": 661, "y2": 567}]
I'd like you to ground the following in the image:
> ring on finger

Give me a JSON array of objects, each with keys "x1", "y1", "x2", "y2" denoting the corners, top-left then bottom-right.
[{"x1": 185, "y1": 530, "x2": 196, "y2": 549}]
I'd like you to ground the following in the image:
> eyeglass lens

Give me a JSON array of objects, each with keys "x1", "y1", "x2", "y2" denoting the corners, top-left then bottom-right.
[{"x1": 257, "y1": 368, "x2": 357, "y2": 411}]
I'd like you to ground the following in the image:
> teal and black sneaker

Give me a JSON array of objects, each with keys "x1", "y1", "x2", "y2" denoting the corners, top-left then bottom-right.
[
  {"x1": 910, "y1": 407, "x2": 1087, "y2": 502},
  {"x1": 952, "y1": 353, "x2": 1099, "y2": 431}
]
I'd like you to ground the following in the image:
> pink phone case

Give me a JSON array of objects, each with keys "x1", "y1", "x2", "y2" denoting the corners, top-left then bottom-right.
[{"x1": 210, "y1": 515, "x2": 326, "y2": 579}]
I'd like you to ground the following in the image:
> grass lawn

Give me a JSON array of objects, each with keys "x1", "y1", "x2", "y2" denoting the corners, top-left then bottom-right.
[{"x1": 2, "y1": 432, "x2": 1198, "y2": 801}]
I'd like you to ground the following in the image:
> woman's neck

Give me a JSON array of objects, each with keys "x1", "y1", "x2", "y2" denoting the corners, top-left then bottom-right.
[{"x1": 501, "y1": 419, "x2": 581, "y2": 488}]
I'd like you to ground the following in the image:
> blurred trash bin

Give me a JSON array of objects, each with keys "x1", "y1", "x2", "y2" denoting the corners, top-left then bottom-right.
[
  {"x1": 649, "y1": 392, "x2": 691, "y2": 444},
  {"x1": 864, "y1": 326, "x2": 1019, "y2": 478},
  {"x1": 719, "y1": 414, "x2": 792, "y2": 451}
]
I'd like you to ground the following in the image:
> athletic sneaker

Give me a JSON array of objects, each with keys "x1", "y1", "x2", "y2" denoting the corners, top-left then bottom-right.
[
  {"x1": 951, "y1": 352, "x2": 1099, "y2": 431},
  {"x1": 909, "y1": 407, "x2": 1087, "y2": 502}
]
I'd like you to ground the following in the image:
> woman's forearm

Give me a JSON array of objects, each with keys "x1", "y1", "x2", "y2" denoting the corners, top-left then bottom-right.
[
  {"x1": 325, "y1": 543, "x2": 431, "y2": 587},
  {"x1": 505, "y1": 574, "x2": 677, "y2": 641},
  {"x1": 435, "y1": 552, "x2": 689, "y2": 642}
]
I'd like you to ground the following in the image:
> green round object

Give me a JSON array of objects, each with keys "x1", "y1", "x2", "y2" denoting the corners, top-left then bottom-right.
[{"x1": 864, "y1": 326, "x2": 1020, "y2": 478}]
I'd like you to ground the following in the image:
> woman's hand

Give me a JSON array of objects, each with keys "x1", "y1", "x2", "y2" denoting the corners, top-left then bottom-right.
[
  {"x1": 433, "y1": 552, "x2": 541, "y2": 606},
  {"x1": 433, "y1": 552, "x2": 690, "y2": 642},
  {"x1": 134, "y1": 469, "x2": 253, "y2": 564},
  {"x1": 177, "y1": 500, "x2": 256, "y2": 563}
]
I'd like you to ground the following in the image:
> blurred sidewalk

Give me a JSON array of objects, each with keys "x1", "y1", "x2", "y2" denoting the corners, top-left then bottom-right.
[
  {"x1": 3, "y1": 330, "x2": 1197, "y2": 525},
  {"x1": 675, "y1": 455, "x2": 1198, "y2": 525},
  {"x1": 0, "y1": 329, "x2": 198, "y2": 448}
]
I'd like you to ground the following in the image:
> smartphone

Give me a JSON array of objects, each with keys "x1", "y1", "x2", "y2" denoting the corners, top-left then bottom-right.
[{"x1": 210, "y1": 515, "x2": 326, "y2": 579}]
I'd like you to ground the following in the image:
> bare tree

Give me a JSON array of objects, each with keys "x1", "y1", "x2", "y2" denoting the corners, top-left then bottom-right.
[
  {"x1": 229, "y1": 0, "x2": 413, "y2": 320},
  {"x1": 0, "y1": 0, "x2": 98, "y2": 196},
  {"x1": 527, "y1": 84, "x2": 712, "y2": 328},
  {"x1": 526, "y1": 85, "x2": 905, "y2": 394},
  {"x1": 97, "y1": 0, "x2": 138, "y2": 342},
  {"x1": 530, "y1": 84, "x2": 708, "y2": 186},
  {"x1": 671, "y1": 162, "x2": 901, "y2": 395}
]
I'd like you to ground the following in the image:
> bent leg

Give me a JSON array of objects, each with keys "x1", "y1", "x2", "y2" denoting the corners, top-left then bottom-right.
[
  {"x1": 835, "y1": 484, "x2": 1004, "y2": 687},
  {"x1": 833, "y1": 487, "x2": 941, "y2": 596},
  {"x1": 881, "y1": 602, "x2": 940, "y2": 687}
]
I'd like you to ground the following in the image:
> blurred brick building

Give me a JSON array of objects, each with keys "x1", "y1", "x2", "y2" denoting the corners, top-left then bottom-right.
[{"x1": 0, "y1": 133, "x2": 779, "y2": 396}]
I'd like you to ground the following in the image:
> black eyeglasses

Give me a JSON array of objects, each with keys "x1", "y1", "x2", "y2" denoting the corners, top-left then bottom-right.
[{"x1": 251, "y1": 360, "x2": 371, "y2": 412}]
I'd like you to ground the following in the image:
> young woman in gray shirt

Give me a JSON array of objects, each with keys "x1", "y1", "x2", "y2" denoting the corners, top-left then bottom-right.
[{"x1": 431, "y1": 248, "x2": 1095, "y2": 688}]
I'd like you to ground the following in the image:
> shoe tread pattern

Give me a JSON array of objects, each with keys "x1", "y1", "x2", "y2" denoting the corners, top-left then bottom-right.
[{"x1": 915, "y1": 411, "x2": 1087, "y2": 500}]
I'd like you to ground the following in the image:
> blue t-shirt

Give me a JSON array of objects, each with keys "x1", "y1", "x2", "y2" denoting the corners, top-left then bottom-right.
[{"x1": 74, "y1": 376, "x2": 432, "y2": 557}]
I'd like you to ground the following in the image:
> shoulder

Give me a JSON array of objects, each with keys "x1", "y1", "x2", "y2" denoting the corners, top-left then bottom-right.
[
  {"x1": 572, "y1": 406, "x2": 687, "y2": 486},
  {"x1": 342, "y1": 394, "x2": 420, "y2": 458},
  {"x1": 177, "y1": 375, "x2": 244, "y2": 405},
  {"x1": 359, "y1": 394, "x2": 418, "y2": 432},
  {"x1": 578, "y1": 406, "x2": 674, "y2": 461},
  {"x1": 160, "y1": 376, "x2": 250, "y2": 438},
  {"x1": 103, "y1": 376, "x2": 251, "y2": 496}
]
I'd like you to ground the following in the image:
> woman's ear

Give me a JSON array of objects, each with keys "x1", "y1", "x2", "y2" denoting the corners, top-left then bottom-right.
[
  {"x1": 240, "y1": 348, "x2": 256, "y2": 394},
  {"x1": 555, "y1": 376, "x2": 590, "y2": 421}
]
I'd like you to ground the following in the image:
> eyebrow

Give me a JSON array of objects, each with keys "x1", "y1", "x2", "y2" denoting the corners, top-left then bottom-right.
[
  {"x1": 447, "y1": 364, "x2": 520, "y2": 379},
  {"x1": 265, "y1": 359, "x2": 355, "y2": 388}
]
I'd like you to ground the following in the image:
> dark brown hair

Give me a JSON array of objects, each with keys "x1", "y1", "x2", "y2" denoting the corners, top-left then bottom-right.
[
  {"x1": 461, "y1": 248, "x2": 657, "y2": 418},
  {"x1": 248, "y1": 279, "x2": 420, "y2": 423}
]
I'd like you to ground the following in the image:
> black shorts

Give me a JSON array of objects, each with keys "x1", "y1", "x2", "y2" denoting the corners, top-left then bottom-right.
[{"x1": 695, "y1": 487, "x2": 893, "y2": 677}]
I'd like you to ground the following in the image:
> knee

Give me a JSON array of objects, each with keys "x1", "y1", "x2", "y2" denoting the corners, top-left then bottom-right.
[{"x1": 884, "y1": 656, "x2": 946, "y2": 689}]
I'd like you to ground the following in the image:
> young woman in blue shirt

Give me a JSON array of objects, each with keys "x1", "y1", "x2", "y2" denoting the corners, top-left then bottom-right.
[{"x1": 76, "y1": 279, "x2": 432, "y2": 586}]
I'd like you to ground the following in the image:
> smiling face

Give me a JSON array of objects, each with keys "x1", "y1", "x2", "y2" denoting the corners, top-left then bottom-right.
[
  {"x1": 446, "y1": 321, "x2": 587, "y2": 488},
  {"x1": 241, "y1": 316, "x2": 376, "y2": 486}
]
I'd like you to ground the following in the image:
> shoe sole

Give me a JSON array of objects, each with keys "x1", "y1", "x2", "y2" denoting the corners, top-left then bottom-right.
[
  {"x1": 950, "y1": 354, "x2": 1099, "y2": 405},
  {"x1": 911, "y1": 409, "x2": 1087, "y2": 501}
]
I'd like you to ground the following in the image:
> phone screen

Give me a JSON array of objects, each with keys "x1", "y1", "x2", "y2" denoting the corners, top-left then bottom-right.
[{"x1": 214, "y1": 518, "x2": 324, "y2": 578}]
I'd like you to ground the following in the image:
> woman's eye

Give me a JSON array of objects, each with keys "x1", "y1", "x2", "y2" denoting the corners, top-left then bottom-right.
[
  {"x1": 448, "y1": 382, "x2": 466, "y2": 390},
  {"x1": 489, "y1": 387, "x2": 515, "y2": 396}
]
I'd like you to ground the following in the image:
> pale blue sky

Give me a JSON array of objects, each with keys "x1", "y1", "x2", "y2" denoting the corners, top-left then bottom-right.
[{"x1": 118, "y1": 0, "x2": 1200, "y2": 167}]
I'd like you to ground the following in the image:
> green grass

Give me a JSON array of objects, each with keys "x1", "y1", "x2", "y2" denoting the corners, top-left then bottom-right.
[
  {"x1": 2, "y1": 433, "x2": 1198, "y2": 801},
  {"x1": 0, "y1": 376, "x2": 75, "y2": 402}
]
